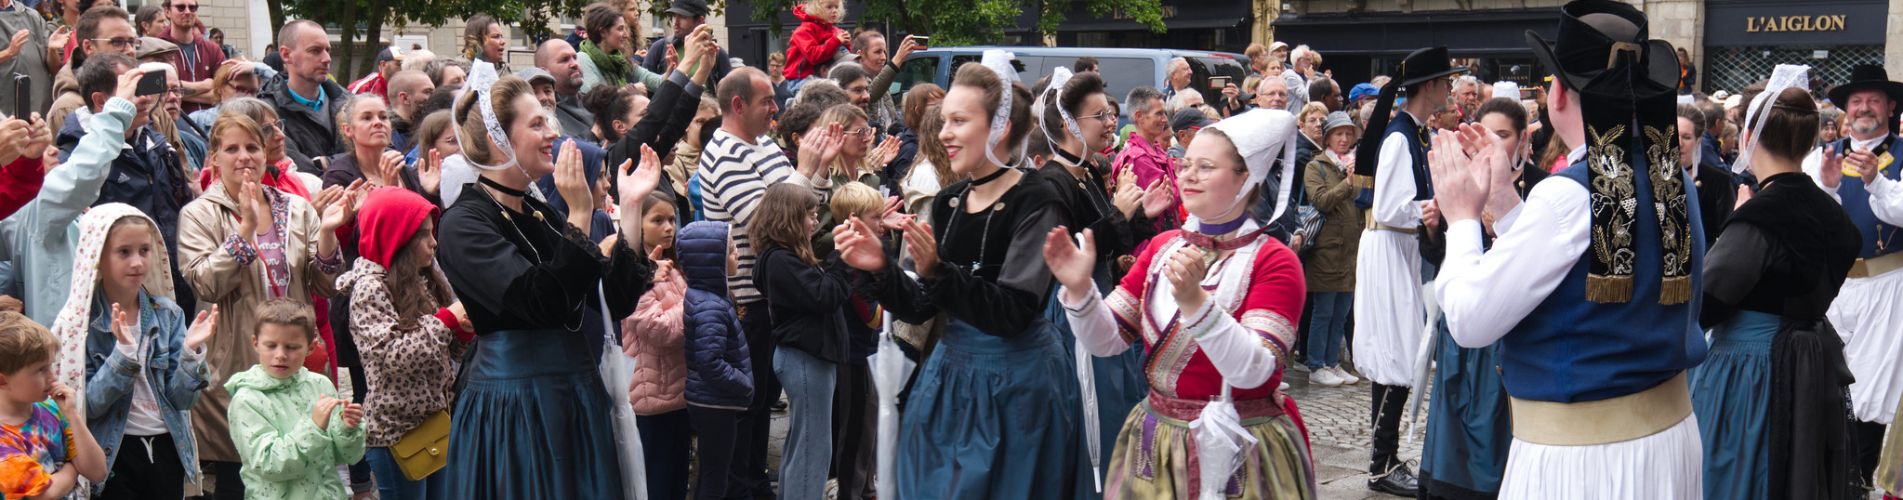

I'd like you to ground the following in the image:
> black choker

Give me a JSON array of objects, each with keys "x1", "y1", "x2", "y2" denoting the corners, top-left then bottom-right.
[
  {"x1": 971, "y1": 166, "x2": 1010, "y2": 186},
  {"x1": 480, "y1": 176, "x2": 529, "y2": 198},
  {"x1": 1053, "y1": 148, "x2": 1084, "y2": 167}
]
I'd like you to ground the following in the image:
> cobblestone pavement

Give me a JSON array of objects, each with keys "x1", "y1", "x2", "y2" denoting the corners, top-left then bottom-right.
[
  {"x1": 1283, "y1": 363, "x2": 1430, "y2": 499},
  {"x1": 770, "y1": 362, "x2": 1433, "y2": 499}
]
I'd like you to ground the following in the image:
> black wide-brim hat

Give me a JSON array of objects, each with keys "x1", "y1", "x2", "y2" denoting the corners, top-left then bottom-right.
[
  {"x1": 1397, "y1": 47, "x2": 1467, "y2": 88},
  {"x1": 1828, "y1": 64, "x2": 1903, "y2": 106},
  {"x1": 1526, "y1": 0, "x2": 1677, "y2": 100}
]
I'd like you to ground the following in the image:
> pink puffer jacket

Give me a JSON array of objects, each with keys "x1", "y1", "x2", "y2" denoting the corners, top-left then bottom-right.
[{"x1": 622, "y1": 267, "x2": 688, "y2": 415}]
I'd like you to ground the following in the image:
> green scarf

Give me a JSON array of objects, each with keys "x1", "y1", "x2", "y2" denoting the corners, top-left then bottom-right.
[{"x1": 579, "y1": 40, "x2": 633, "y2": 88}]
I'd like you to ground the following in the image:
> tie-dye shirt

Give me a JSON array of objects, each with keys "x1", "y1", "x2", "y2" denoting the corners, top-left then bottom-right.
[{"x1": 0, "y1": 400, "x2": 73, "y2": 499}]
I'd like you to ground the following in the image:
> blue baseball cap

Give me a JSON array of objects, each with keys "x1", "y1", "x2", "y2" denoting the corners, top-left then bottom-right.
[{"x1": 1349, "y1": 83, "x2": 1380, "y2": 103}]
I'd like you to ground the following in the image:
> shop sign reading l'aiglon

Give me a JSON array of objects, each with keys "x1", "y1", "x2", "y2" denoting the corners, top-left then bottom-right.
[{"x1": 1744, "y1": 14, "x2": 1848, "y2": 33}]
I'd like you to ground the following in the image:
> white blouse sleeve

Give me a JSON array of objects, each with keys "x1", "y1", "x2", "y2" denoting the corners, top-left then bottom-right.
[
  {"x1": 1434, "y1": 178, "x2": 1591, "y2": 348},
  {"x1": 1373, "y1": 132, "x2": 1423, "y2": 227},
  {"x1": 1803, "y1": 147, "x2": 1843, "y2": 203},
  {"x1": 1058, "y1": 286, "x2": 1137, "y2": 357},
  {"x1": 1864, "y1": 170, "x2": 1903, "y2": 226},
  {"x1": 1180, "y1": 300, "x2": 1277, "y2": 389}
]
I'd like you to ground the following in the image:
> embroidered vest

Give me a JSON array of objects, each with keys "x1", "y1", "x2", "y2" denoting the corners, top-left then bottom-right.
[
  {"x1": 1831, "y1": 135, "x2": 1903, "y2": 258},
  {"x1": 1498, "y1": 157, "x2": 1708, "y2": 403}
]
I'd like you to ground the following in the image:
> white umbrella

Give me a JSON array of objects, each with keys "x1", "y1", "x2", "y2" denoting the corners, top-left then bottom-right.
[
  {"x1": 1190, "y1": 385, "x2": 1256, "y2": 500},
  {"x1": 1073, "y1": 233, "x2": 1104, "y2": 493},
  {"x1": 1406, "y1": 280, "x2": 1441, "y2": 445},
  {"x1": 597, "y1": 283, "x2": 648, "y2": 500},
  {"x1": 873, "y1": 307, "x2": 915, "y2": 498}
]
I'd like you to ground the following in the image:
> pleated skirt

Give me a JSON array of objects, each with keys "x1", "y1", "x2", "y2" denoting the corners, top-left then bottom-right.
[
  {"x1": 1498, "y1": 414, "x2": 1703, "y2": 499},
  {"x1": 897, "y1": 318, "x2": 1083, "y2": 499},
  {"x1": 1689, "y1": 310, "x2": 1777, "y2": 500},
  {"x1": 1103, "y1": 394, "x2": 1316, "y2": 499},
  {"x1": 445, "y1": 329, "x2": 625, "y2": 500},
  {"x1": 1419, "y1": 324, "x2": 1511, "y2": 500},
  {"x1": 1352, "y1": 229, "x2": 1423, "y2": 386}
]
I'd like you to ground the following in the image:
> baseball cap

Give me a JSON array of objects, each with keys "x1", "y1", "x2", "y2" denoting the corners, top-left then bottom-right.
[{"x1": 1170, "y1": 108, "x2": 1212, "y2": 132}]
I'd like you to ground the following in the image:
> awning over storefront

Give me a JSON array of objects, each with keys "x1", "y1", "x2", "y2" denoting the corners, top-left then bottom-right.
[{"x1": 1272, "y1": 9, "x2": 1560, "y2": 57}]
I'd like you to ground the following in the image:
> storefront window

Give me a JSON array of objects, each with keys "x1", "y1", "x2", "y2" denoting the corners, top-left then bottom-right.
[{"x1": 1703, "y1": 45, "x2": 1882, "y2": 95}]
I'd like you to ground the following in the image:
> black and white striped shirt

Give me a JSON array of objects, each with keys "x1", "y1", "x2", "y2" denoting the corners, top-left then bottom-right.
[{"x1": 697, "y1": 128, "x2": 831, "y2": 305}]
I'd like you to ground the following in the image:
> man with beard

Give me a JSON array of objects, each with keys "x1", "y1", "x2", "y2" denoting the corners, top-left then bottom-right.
[
  {"x1": 537, "y1": 39, "x2": 593, "y2": 140},
  {"x1": 1802, "y1": 63, "x2": 1903, "y2": 490}
]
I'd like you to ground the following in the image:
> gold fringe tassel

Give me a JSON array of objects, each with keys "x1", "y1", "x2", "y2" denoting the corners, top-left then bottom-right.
[
  {"x1": 1657, "y1": 276, "x2": 1692, "y2": 305},
  {"x1": 1353, "y1": 174, "x2": 1376, "y2": 188},
  {"x1": 1585, "y1": 275, "x2": 1633, "y2": 303}
]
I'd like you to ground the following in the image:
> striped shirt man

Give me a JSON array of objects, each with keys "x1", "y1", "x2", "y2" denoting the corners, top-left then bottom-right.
[{"x1": 697, "y1": 128, "x2": 831, "y2": 304}]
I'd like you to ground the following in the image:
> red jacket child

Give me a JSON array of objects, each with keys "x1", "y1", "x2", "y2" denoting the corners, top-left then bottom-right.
[{"x1": 783, "y1": 3, "x2": 849, "y2": 81}]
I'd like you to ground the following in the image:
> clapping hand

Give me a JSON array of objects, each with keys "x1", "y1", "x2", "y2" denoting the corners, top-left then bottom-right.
[
  {"x1": 1140, "y1": 179, "x2": 1175, "y2": 218},
  {"x1": 877, "y1": 196, "x2": 911, "y2": 233},
  {"x1": 833, "y1": 218, "x2": 888, "y2": 272},
  {"x1": 0, "y1": 30, "x2": 29, "y2": 63},
  {"x1": 184, "y1": 306, "x2": 218, "y2": 352},
  {"x1": 1041, "y1": 227, "x2": 1097, "y2": 303},
  {"x1": 796, "y1": 123, "x2": 845, "y2": 177},
  {"x1": 1820, "y1": 144, "x2": 1845, "y2": 189},
  {"x1": 340, "y1": 401, "x2": 365, "y2": 429},
  {"x1": 900, "y1": 219, "x2": 938, "y2": 278},
  {"x1": 108, "y1": 303, "x2": 136, "y2": 346},
  {"x1": 1164, "y1": 246, "x2": 1209, "y2": 312},
  {"x1": 868, "y1": 135, "x2": 902, "y2": 169},
  {"x1": 419, "y1": 149, "x2": 443, "y2": 196},
  {"x1": 1112, "y1": 169, "x2": 1141, "y2": 218},
  {"x1": 310, "y1": 397, "x2": 341, "y2": 428}
]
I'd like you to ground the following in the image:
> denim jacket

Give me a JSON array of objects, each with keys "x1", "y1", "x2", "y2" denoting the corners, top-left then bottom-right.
[{"x1": 82, "y1": 291, "x2": 207, "y2": 484}]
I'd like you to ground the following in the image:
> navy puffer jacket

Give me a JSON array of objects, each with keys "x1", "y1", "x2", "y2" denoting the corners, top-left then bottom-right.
[{"x1": 677, "y1": 221, "x2": 753, "y2": 409}]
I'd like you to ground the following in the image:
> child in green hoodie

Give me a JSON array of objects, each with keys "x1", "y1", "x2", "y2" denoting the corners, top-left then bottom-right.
[{"x1": 226, "y1": 299, "x2": 366, "y2": 500}]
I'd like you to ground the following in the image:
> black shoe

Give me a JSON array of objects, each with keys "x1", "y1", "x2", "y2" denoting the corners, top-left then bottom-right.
[
  {"x1": 771, "y1": 400, "x2": 788, "y2": 413},
  {"x1": 1367, "y1": 464, "x2": 1419, "y2": 497}
]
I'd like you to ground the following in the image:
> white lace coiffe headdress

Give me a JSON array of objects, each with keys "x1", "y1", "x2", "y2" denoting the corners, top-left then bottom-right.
[
  {"x1": 979, "y1": 49, "x2": 1020, "y2": 169},
  {"x1": 1733, "y1": 64, "x2": 1811, "y2": 175},
  {"x1": 1033, "y1": 66, "x2": 1086, "y2": 161},
  {"x1": 455, "y1": 60, "x2": 519, "y2": 172}
]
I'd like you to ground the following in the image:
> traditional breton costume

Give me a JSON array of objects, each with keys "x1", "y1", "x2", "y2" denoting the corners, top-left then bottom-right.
[
  {"x1": 1800, "y1": 64, "x2": 1903, "y2": 486},
  {"x1": 855, "y1": 51, "x2": 1086, "y2": 499},
  {"x1": 1350, "y1": 46, "x2": 1466, "y2": 490},
  {"x1": 435, "y1": 62, "x2": 657, "y2": 499},
  {"x1": 1032, "y1": 67, "x2": 1150, "y2": 498},
  {"x1": 1434, "y1": 1, "x2": 1707, "y2": 497},
  {"x1": 1692, "y1": 64, "x2": 1862, "y2": 500},
  {"x1": 1060, "y1": 108, "x2": 1317, "y2": 499},
  {"x1": 1416, "y1": 156, "x2": 1547, "y2": 500}
]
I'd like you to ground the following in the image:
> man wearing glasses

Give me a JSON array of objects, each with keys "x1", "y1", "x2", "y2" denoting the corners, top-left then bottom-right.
[
  {"x1": 50, "y1": 5, "x2": 136, "y2": 135},
  {"x1": 158, "y1": 0, "x2": 225, "y2": 113}
]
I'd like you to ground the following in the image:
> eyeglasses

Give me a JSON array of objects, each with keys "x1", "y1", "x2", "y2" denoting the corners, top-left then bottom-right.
[
  {"x1": 170, "y1": 3, "x2": 199, "y2": 12},
  {"x1": 1077, "y1": 111, "x2": 1117, "y2": 124},
  {"x1": 165, "y1": 86, "x2": 184, "y2": 96},
  {"x1": 1172, "y1": 160, "x2": 1235, "y2": 180},
  {"x1": 93, "y1": 37, "x2": 140, "y2": 49},
  {"x1": 260, "y1": 121, "x2": 282, "y2": 138},
  {"x1": 844, "y1": 127, "x2": 874, "y2": 137}
]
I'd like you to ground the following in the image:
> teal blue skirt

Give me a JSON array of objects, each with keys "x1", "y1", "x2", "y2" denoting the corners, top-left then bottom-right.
[
  {"x1": 1419, "y1": 319, "x2": 1510, "y2": 499},
  {"x1": 445, "y1": 329, "x2": 624, "y2": 500},
  {"x1": 1690, "y1": 310, "x2": 1778, "y2": 500},
  {"x1": 898, "y1": 317, "x2": 1083, "y2": 499}
]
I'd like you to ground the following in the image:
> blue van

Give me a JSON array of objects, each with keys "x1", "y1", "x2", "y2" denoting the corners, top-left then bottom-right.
[{"x1": 890, "y1": 46, "x2": 1252, "y2": 118}]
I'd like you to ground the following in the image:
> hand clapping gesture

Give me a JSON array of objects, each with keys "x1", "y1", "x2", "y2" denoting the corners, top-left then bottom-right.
[{"x1": 1041, "y1": 227, "x2": 1097, "y2": 304}]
